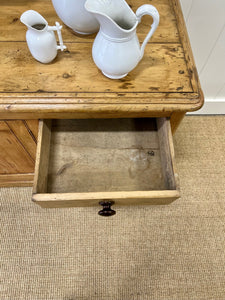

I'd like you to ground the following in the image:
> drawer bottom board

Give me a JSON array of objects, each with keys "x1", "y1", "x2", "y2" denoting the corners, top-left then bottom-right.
[{"x1": 49, "y1": 119, "x2": 165, "y2": 193}]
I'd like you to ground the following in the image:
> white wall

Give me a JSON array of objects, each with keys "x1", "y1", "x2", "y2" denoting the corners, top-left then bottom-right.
[{"x1": 180, "y1": 0, "x2": 225, "y2": 114}]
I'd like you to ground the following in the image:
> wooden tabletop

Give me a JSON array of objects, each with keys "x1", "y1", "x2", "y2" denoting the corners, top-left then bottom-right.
[{"x1": 0, "y1": 0, "x2": 203, "y2": 119}]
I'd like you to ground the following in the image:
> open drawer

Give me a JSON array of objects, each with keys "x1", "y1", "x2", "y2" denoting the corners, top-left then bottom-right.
[{"x1": 33, "y1": 118, "x2": 180, "y2": 210}]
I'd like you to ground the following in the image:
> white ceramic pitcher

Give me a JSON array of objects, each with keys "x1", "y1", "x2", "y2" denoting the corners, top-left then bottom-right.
[
  {"x1": 51, "y1": 0, "x2": 99, "y2": 35},
  {"x1": 85, "y1": 0, "x2": 160, "y2": 79},
  {"x1": 20, "y1": 10, "x2": 66, "y2": 63}
]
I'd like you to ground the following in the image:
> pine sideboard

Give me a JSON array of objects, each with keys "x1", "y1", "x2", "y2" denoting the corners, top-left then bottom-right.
[{"x1": 0, "y1": 0, "x2": 203, "y2": 207}]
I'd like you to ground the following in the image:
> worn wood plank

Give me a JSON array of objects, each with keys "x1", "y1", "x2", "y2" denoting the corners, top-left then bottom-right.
[
  {"x1": 25, "y1": 120, "x2": 39, "y2": 141},
  {"x1": 33, "y1": 190, "x2": 180, "y2": 208},
  {"x1": 47, "y1": 119, "x2": 165, "y2": 193},
  {"x1": 33, "y1": 120, "x2": 52, "y2": 194},
  {"x1": 170, "y1": 111, "x2": 186, "y2": 134},
  {"x1": 0, "y1": 104, "x2": 205, "y2": 121},
  {"x1": 5, "y1": 120, "x2": 37, "y2": 160},
  {"x1": 0, "y1": 0, "x2": 179, "y2": 43},
  {"x1": 0, "y1": 43, "x2": 192, "y2": 97},
  {"x1": 0, "y1": 173, "x2": 34, "y2": 187},
  {"x1": 157, "y1": 118, "x2": 179, "y2": 189},
  {"x1": 0, "y1": 121, "x2": 34, "y2": 174},
  {"x1": 171, "y1": 0, "x2": 203, "y2": 97}
]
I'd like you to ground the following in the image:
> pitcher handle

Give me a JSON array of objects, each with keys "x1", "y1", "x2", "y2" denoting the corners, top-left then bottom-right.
[
  {"x1": 136, "y1": 4, "x2": 159, "y2": 59},
  {"x1": 48, "y1": 22, "x2": 67, "y2": 51}
]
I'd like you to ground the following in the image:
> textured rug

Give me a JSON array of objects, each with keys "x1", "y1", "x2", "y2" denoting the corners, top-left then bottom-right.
[{"x1": 1, "y1": 116, "x2": 225, "y2": 300}]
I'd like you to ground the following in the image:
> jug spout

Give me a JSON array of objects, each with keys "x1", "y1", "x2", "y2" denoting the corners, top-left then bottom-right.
[
  {"x1": 20, "y1": 10, "x2": 48, "y2": 31},
  {"x1": 85, "y1": 0, "x2": 138, "y2": 39}
]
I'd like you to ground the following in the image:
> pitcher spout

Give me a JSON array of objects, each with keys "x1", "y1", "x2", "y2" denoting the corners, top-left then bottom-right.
[
  {"x1": 20, "y1": 10, "x2": 48, "y2": 31},
  {"x1": 85, "y1": 0, "x2": 138, "y2": 39}
]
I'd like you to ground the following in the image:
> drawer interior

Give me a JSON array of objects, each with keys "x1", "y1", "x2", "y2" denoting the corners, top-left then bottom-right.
[{"x1": 33, "y1": 118, "x2": 180, "y2": 207}]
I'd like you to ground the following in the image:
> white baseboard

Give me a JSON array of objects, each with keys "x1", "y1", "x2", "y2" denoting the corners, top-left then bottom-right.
[{"x1": 188, "y1": 99, "x2": 225, "y2": 115}]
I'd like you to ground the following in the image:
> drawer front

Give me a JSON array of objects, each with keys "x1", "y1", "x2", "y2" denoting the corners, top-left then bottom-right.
[{"x1": 32, "y1": 118, "x2": 180, "y2": 209}]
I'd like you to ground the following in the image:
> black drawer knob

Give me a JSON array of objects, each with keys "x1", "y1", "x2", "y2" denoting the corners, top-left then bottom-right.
[{"x1": 98, "y1": 201, "x2": 116, "y2": 217}]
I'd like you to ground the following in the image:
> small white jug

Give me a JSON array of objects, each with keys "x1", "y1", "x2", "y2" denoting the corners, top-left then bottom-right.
[
  {"x1": 85, "y1": 0, "x2": 160, "y2": 79},
  {"x1": 20, "y1": 10, "x2": 66, "y2": 63}
]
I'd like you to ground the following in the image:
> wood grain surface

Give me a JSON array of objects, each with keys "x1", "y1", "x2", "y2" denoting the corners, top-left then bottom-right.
[
  {"x1": 0, "y1": 0, "x2": 204, "y2": 119},
  {"x1": 0, "y1": 119, "x2": 38, "y2": 186},
  {"x1": 0, "y1": 120, "x2": 35, "y2": 174},
  {"x1": 0, "y1": 0, "x2": 179, "y2": 43},
  {"x1": 0, "y1": 173, "x2": 34, "y2": 187}
]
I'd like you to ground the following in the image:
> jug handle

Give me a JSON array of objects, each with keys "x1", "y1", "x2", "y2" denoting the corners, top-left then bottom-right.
[
  {"x1": 48, "y1": 22, "x2": 67, "y2": 51},
  {"x1": 136, "y1": 5, "x2": 160, "y2": 59}
]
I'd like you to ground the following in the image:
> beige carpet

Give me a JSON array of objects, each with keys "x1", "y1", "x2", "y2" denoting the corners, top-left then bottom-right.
[{"x1": 1, "y1": 116, "x2": 225, "y2": 300}]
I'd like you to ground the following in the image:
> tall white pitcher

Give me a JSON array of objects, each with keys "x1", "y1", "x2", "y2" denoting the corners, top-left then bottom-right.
[{"x1": 85, "y1": 0, "x2": 159, "y2": 79}]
